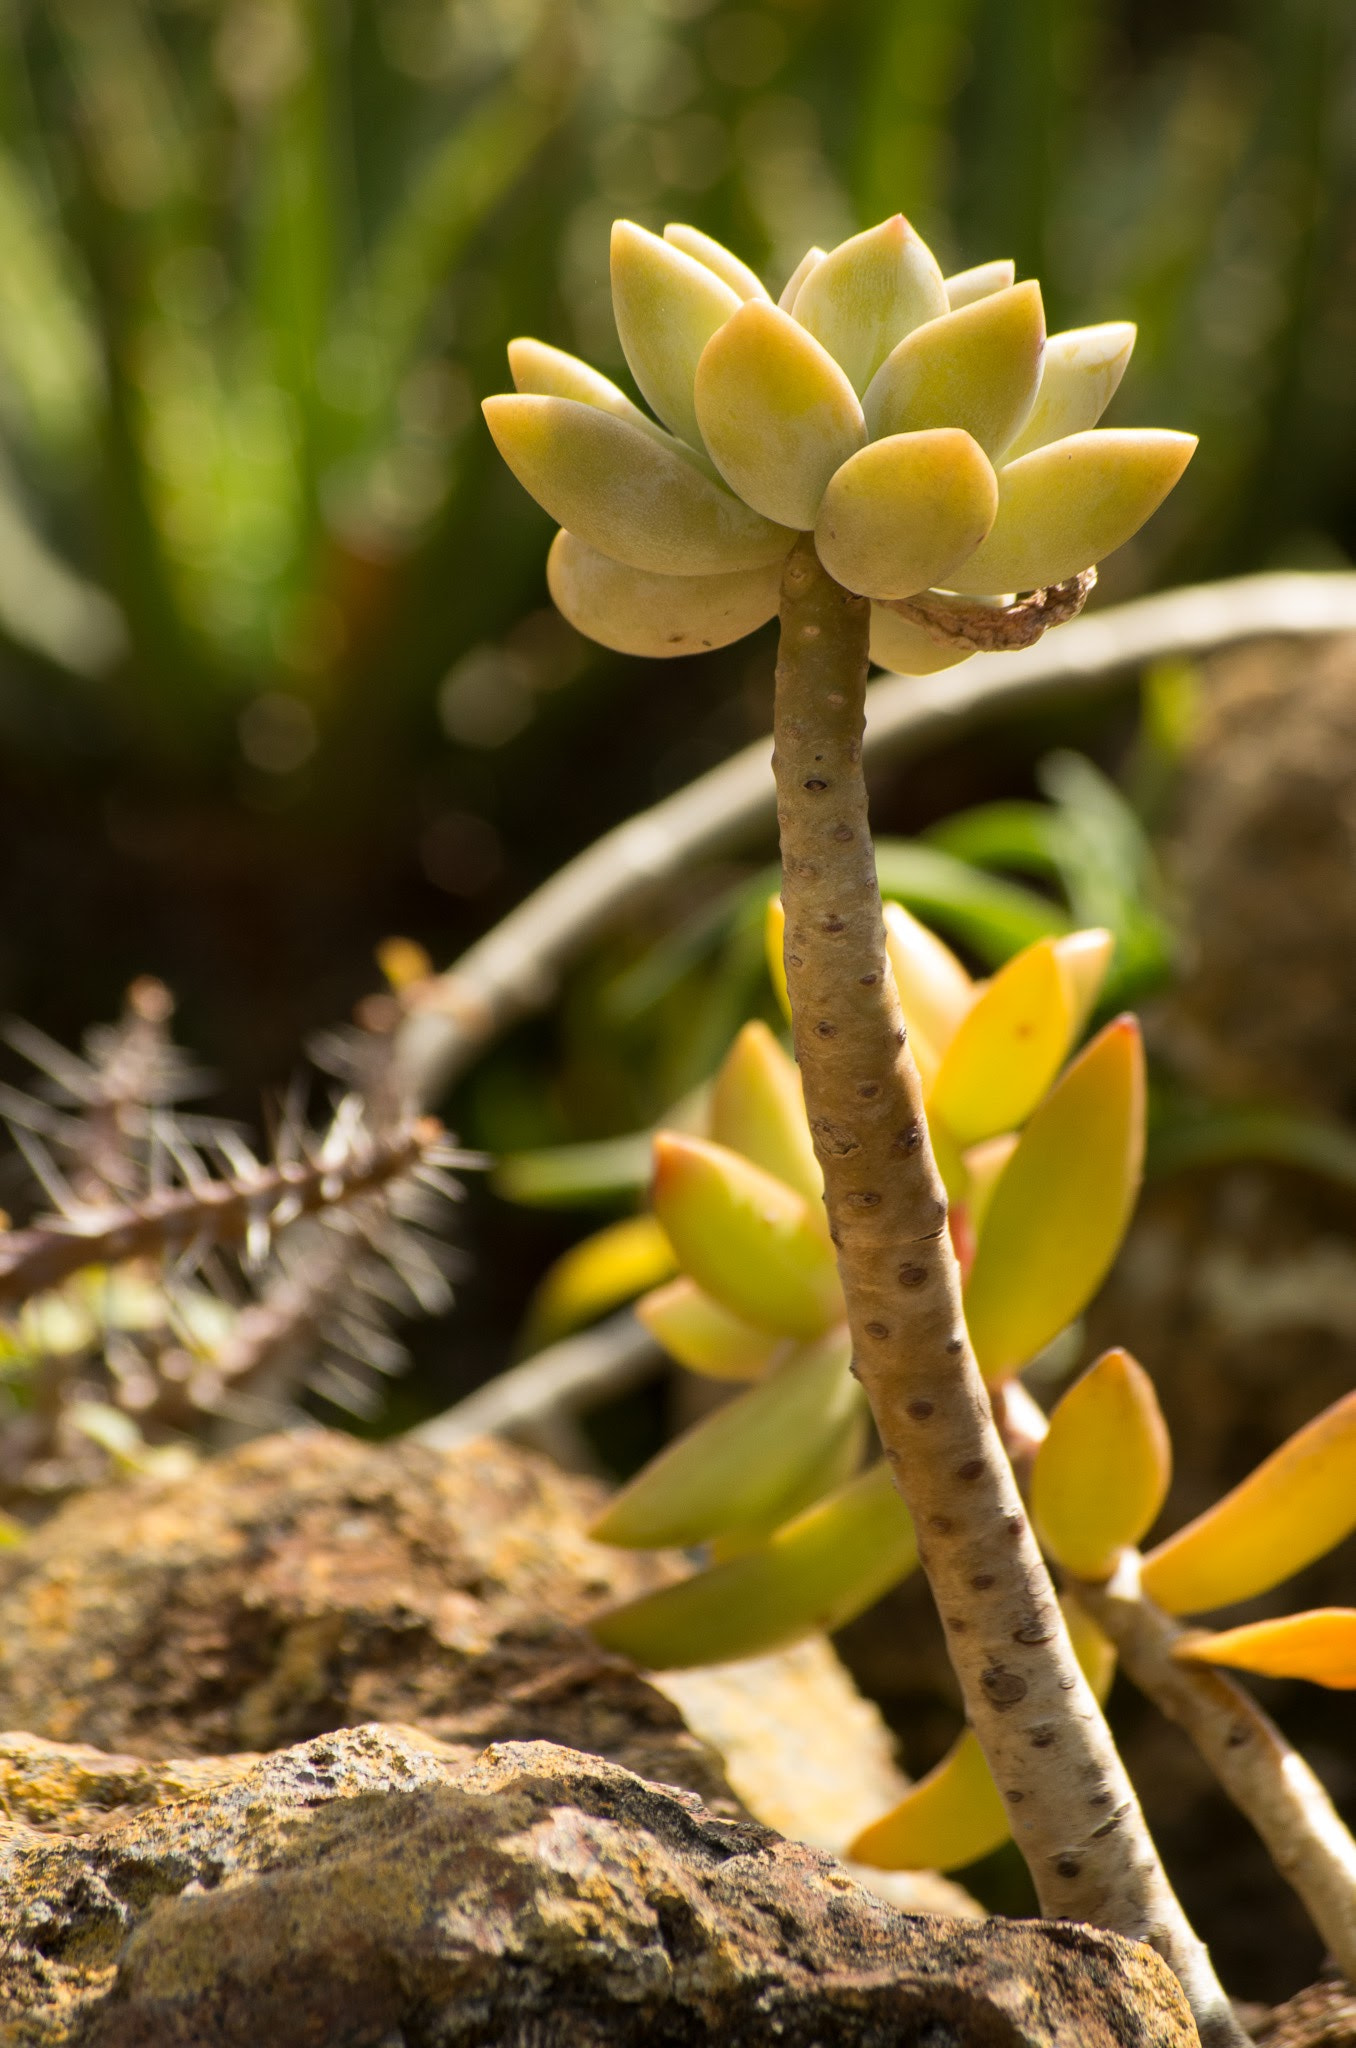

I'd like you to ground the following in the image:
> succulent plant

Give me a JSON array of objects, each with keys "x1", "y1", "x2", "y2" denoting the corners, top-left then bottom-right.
[{"x1": 483, "y1": 216, "x2": 1195, "y2": 667}]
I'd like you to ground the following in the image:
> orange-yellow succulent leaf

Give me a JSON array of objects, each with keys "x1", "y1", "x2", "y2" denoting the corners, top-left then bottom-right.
[
  {"x1": 1032, "y1": 1348, "x2": 1171, "y2": 1581},
  {"x1": 881, "y1": 900, "x2": 974, "y2": 1072},
  {"x1": 963, "y1": 1016, "x2": 1146, "y2": 1380},
  {"x1": 709, "y1": 1021, "x2": 823, "y2": 1214},
  {"x1": 1141, "y1": 1389, "x2": 1356, "y2": 1615},
  {"x1": 589, "y1": 1458, "x2": 918, "y2": 1670},
  {"x1": 765, "y1": 896, "x2": 791, "y2": 1023},
  {"x1": 635, "y1": 1277, "x2": 786, "y2": 1381},
  {"x1": 849, "y1": 1729, "x2": 1010, "y2": 1871},
  {"x1": 1054, "y1": 927, "x2": 1115, "y2": 1036},
  {"x1": 928, "y1": 936, "x2": 1073, "y2": 1149},
  {"x1": 815, "y1": 429, "x2": 998, "y2": 601},
  {"x1": 589, "y1": 1330, "x2": 855, "y2": 1549},
  {"x1": 650, "y1": 1132, "x2": 842, "y2": 1338},
  {"x1": 1064, "y1": 1597, "x2": 1119, "y2": 1704},
  {"x1": 961, "y1": 1133, "x2": 1018, "y2": 1239},
  {"x1": 1174, "y1": 1610, "x2": 1356, "y2": 1690}
]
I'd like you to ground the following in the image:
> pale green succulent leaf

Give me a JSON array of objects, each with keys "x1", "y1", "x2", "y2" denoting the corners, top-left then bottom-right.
[
  {"x1": 815, "y1": 429, "x2": 997, "y2": 600},
  {"x1": 1001, "y1": 323, "x2": 1136, "y2": 461},
  {"x1": 590, "y1": 1330, "x2": 854, "y2": 1548},
  {"x1": 664, "y1": 222, "x2": 769, "y2": 302},
  {"x1": 482, "y1": 395, "x2": 795, "y2": 576},
  {"x1": 546, "y1": 529, "x2": 782, "y2": 657},
  {"x1": 944, "y1": 258, "x2": 1016, "y2": 310},
  {"x1": 611, "y1": 219, "x2": 741, "y2": 448},
  {"x1": 869, "y1": 604, "x2": 973, "y2": 675},
  {"x1": 947, "y1": 428, "x2": 1197, "y2": 596},
  {"x1": 694, "y1": 300, "x2": 866, "y2": 528},
  {"x1": 778, "y1": 246, "x2": 825, "y2": 310},
  {"x1": 791, "y1": 216, "x2": 948, "y2": 394},
  {"x1": 863, "y1": 282, "x2": 1045, "y2": 458},
  {"x1": 507, "y1": 337, "x2": 657, "y2": 435}
]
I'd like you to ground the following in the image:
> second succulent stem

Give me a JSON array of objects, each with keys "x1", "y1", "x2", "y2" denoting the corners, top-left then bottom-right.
[{"x1": 771, "y1": 535, "x2": 1244, "y2": 2046}]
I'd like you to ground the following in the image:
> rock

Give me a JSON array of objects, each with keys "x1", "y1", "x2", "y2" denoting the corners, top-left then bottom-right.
[
  {"x1": 1255, "y1": 1979, "x2": 1356, "y2": 2047},
  {"x1": 0, "y1": 1429, "x2": 967, "y2": 1916},
  {"x1": 0, "y1": 1722, "x2": 1198, "y2": 2048}
]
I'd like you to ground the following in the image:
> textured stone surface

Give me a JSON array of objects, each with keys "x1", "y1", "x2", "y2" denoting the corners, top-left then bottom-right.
[
  {"x1": 0, "y1": 1428, "x2": 971, "y2": 1918},
  {"x1": 1255, "y1": 1979, "x2": 1356, "y2": 2048},
  {"x1": 0, "y1": 1723, "x2": 1198, "y2": 2048}
]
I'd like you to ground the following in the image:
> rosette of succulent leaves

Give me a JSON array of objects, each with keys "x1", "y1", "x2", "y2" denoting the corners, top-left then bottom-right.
[
  {"x1": 484, "y1": 214, "x2": 1193, "y2": 669},
  {"x1": 0, "y1": 966, "x2": 469, "y2": 1511},
  {"x1": 484, "y1": 216, "x2": 1356, "y2": 2011}
]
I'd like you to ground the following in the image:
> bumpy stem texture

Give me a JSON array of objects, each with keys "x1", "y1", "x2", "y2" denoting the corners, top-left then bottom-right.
[
  {"x1": 772, "y1": 535, "x2": 1243, "y2": 2046},
  {"x1": 1078, "y1": 1557, "x2": 1356, "y2": 1984}
]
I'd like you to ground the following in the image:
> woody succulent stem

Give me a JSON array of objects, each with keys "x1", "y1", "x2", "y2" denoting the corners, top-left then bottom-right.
[
  {"x1": 772, "y1": 535, "x2": 1243, "y2": 2046},
  {"x1": 1076, "y1": 1556, "x2": 1356, "y2": 1983}
]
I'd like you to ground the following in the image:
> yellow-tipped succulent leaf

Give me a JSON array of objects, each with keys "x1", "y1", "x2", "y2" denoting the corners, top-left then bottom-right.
[
  {"x1": 948, "y1": 428, "x2": 1197, "y2": 596},
  {"x1": 863, "y1": 282, "x2": 1046, "y2": 458},
  {"x1": 882, "y1": 900, "x2": 974, "y2": 1090},
  {"x1": 765, "y1": 895, "x2": 792, "y2": 1022},
  {"x1": 1032, "y1": 1348, "x2": 1171, "y2": 1581},
  {"x1": 709, "y1": 1021, "x2": 823, "y2": 1213},
  {"x1": 868, "y1": 605, "x2": 973, "y2": 676},
  {"x1": 651, "y1": 1132, "x2": 843, "y2": 1338},
  {"x1": 1141, "y1": 1390, "x2": 1356, "y2": 1616},
  {"x1": 927, "y1": 936, "x2": 1073, "y2": 1148},
  {"x1": 849, "y1": 1729, "x2": 1010, "y2": 1872},
  {"x1": 694, "y1": 301, "x2": 866, "y2": 528},
  {"x1": 547, "y1": 530, "x2": 781, "y2": 658},
  {"x1": 610, "y1": 220, "x2": 741, "y2": 449},
  {"x1": 1174, "y1": 1610, "x2": 1356, "y2": 1690},
  {"x1": 663, "y1": 223, "x2": 769, "y2": 302},
  {"x1": 791, "y1": 215, "x2": 949, "y2": 394},
  {"x1": 590, "y1": 1330, "x2": 856, "y2": 1549},
  {"x1": 590, "y1": 1458, "x2": 917, "y2": 1669},
  {"x1": 815, "y1": 430, "x2": 998, "y2": 600},
  {"x1": 849, "y1": 1587, "x2": 1117, "y2": 1872},
  {"x1": 944, "y1": 258, "x2": 1016, "y2": 310},
  {"x1": 522, "y1": 1214, "x2": 676, "y2": 1351},
  {"x1": 1002, "y1": 323, "x2": 1137, "y2": 461},
  {"x1": 482, "y1": 396, "x2": 795, "y2": 577},
  {"x1": 1054, "y1": 927, "x2": 1115, "y2": 1035},
  {"x1": 964, "y1": 1016, "x2": 1146, "y2": 1380},
  {"x1": 636, "y1": 1276, "x2": 787, "y2": 1380}
]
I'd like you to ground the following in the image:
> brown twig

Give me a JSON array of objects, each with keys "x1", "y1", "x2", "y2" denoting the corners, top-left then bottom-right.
[
  {"x1": 770, "y1": 534, "x2": 1242, "y2": 2044},
  {"x1": 0, "y1": 1115, "x2": 445, "y2": 1306},
  {"x1": 1074, "y1": 1556, "x2": 1356, "y2": 1985},
  {"x1": 395, "y1": 570, "x2": 1356, "y2": 1107},
  {"x1": 881, "y1": 571, "x2": 1097, "y2": 652}
]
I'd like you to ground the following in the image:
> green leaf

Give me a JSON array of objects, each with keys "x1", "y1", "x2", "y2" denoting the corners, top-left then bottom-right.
[{"x1": 590, "y1": 1459, "x2": 917, "y2": 1669}]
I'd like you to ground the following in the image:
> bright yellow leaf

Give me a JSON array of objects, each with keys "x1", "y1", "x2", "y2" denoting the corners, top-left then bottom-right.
[
  {"x1": 695, "y1": 300, "x2": 866, "y2": 528},
  {"x1": 849, "y1": 1730, "x2": 1010, "y2": 1872},
  {"x1": 590, "y1": 1458, "x2": 917, "y2": 1669},
  {"x1": 963, "y1": 1016, "x2": 1146, "y2": 1380},
  {"x1": 610, "y1": 219, "x2": 741, "y2": 448},
  {"x1": 651, "y1": 1132, "x2": 843, "y2": 1339},
  {"x1": 1142, "y1": 1390, "x2": 1356, "y2": 1616},
  {"x1": 663, "y1": 222, "x2": 769, "y2": 302},
  {"x1": 961, "y1": 1133, "x2": 1018, "y2": 1238},
  {"x1": 520, "y1": 1214, "x2": 676, "y2": 1352},
  {"x1": 791, "y1": 215, "x2": 948, "y2": 394},
  {"x1": 765, "y1": 895, "x2": 791, "y2": 1022},
  {"x1": 590, "y1": 1330, "x2": 856, "y2": 1549},
  {"x1": 1054, "y1": 927, "x2": 1114, "y2": 1035},
  {"x1": 635, "y1": 1277, "x2": 787, "y2": 1381},
  {"x1": 948, "y1": 427, "x2": 1196, "y2": 596},
  {"x1": 1032, "y1": 1348, "x2": 1171, "y2": 1580},
  {"x1": 546, "y1": 530, "x2": 781, "y2": 659},
  {"x1": 927, "y1": 936, "x2": 1073, "y2": 1148},
  {"x1": 1175, "y1": 1610, "x2": 1356, "y2": 1690},
  {"x1": 882, "y1": 901, "x2": 974, "y2": 1091},
  {"x1": 815, "y1": 428, "x2": 998, "y2": 600},
  {"x1": 709, "y1": 1021, "x2": 823, "y2": 1214},
  {"x1": 482, "y1": 396, "x2": 795, "y2": 576},
  {"x1": 863, "y1": 281, "x2": 1046, "y2": 458}
]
